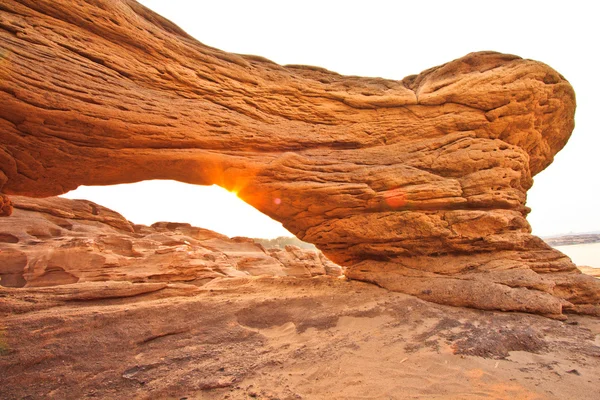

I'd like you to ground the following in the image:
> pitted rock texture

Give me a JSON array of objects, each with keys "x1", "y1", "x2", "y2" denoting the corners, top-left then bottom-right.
[
  {"x1": 0, "y1": 196, "x2": 341, "y2": 288},
  {"x1": 0, "y1": 194, "x2": 12, "y2": 216},
  {"x1": 0, "y1": 0, "x2": 598, "y2": 317}
]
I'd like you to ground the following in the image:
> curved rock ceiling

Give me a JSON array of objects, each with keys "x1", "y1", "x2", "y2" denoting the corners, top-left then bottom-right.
[{"x1": 0, "y1": 0, "x2": 598, "y2": 318}]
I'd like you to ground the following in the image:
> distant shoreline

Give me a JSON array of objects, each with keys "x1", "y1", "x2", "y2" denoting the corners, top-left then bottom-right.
[{"x1": 543, "y1": 233, "x2": 600, "y2": 247}]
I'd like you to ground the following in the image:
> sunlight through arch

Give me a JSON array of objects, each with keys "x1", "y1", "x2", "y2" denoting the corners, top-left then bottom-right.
[{"x1": 61, "y1": 181, "x2": 293, "y2": 239}]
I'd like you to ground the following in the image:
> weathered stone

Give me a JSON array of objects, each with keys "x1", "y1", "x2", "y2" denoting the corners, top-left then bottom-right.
[
  {"x1": 0, "y1": 0, "x2": 598, "y2": 316},
  {"x1": 267, "y1": 245, "x2": 333, "y2": 278},
  {"x1": 0, "y1": 194, "x2": 12, "y2": 216},
  {"x1": 0, "y1": 196, "x2": 340, "y2": 288}
]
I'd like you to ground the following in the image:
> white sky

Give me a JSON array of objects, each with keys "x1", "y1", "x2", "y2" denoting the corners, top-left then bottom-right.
[{"x1": 63, "y1": 0, "x2": 599, "y2": 238}]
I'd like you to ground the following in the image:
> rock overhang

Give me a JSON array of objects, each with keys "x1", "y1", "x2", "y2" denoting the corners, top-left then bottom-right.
[{"x1": 0, "y1": 0, "x2": 597, "y2": 318}]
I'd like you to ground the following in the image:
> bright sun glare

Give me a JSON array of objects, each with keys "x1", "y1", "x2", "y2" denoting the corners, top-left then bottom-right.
[{"x1": 61, "y1": 182, "x2": 292, "y2": 239}]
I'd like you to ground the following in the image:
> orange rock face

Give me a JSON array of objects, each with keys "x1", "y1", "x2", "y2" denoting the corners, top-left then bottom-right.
[
  {"x1": 0, "y1": 196, "x2": 341, "y2": 288},
  {"x1": 0, "y1": 0, "x2": 598, "y2": 317}
]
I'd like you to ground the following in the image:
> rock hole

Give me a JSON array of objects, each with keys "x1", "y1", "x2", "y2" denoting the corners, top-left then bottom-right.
[
  {"x1": 61, "y1": 181, "x2": 293, "y2": 239},
  {"x1": 0, "y1": 249, "x2": 27, "y2": 288},
  {"x1": 27, "y1": 266, "x2": 79, "y2": 287}
]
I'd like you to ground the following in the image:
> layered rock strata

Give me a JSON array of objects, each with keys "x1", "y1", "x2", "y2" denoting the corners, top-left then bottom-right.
[
  {"x1": 0, "y1": 196, "x2": 341, "y2": 288},
  {"x1": 0, "y1": 0, "x2": 598, "y2": 317}
]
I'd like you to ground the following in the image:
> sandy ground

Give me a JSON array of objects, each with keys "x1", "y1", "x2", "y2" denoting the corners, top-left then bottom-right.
[{"x1": 1, "y1": 276, "x2": 599, "y2": 399}]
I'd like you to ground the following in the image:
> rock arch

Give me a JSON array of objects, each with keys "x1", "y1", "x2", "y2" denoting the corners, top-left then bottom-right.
[{"x1": 1, "y1": 0, "x2": 598, "y2": 317}]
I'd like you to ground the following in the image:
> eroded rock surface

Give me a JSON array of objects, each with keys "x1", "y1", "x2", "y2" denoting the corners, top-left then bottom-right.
[
  {"x1": 0, "y1": 196, "x2": 341, "y2": 288},
  {"x1": 0, "y1": 0, "x2": 598, "y2": 317},
  {"x1": 2, "y1": 277, "x2": 600, "y2": 399}
]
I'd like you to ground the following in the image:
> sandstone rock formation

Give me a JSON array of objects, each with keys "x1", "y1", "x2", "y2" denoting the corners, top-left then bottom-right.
[
  {"x1": 3, "y1": 276, "x2": 600, "y2": 399},
  {"x1": 0, "y1": 0, "x2": 598, "y2": 317},
  {"x1": 0, "y1": 196, "x2": 341, "y2": 288}
]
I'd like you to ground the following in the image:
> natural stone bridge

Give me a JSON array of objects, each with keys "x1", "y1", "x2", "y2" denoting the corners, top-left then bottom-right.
[{"x1": 1, "y1": 0, "x2": 599, "y2": 318}]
